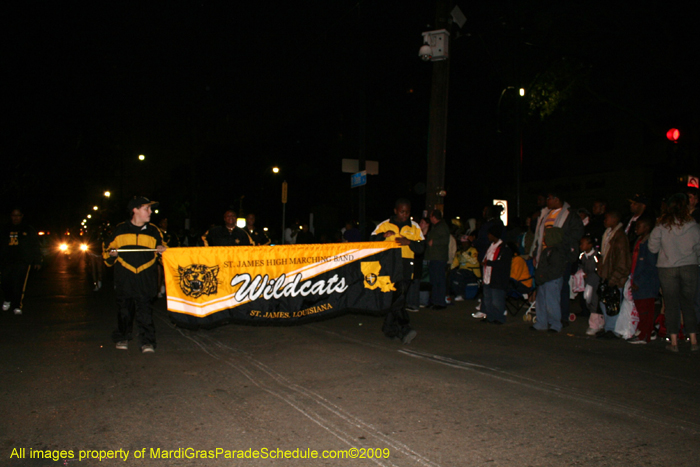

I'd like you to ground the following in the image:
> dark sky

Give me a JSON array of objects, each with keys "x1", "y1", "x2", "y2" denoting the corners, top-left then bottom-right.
[{"x1": 4, "y1": 1, "x2": 698, "y2": 234}]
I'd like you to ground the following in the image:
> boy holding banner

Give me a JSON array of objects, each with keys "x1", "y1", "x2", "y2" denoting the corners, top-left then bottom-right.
[
  {"x1": 370, "y1": 199, "x2": 425, "y2": 344},
  {"x1": 104, "y1": 197, "x2": 166, "y2": 353}
]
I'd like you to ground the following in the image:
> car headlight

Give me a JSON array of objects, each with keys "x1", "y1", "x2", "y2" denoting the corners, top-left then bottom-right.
[
  {"x1": 80, "y1": 244, "x2": 88, "y2": 252},
  {"x1": 59, "y1": 243, "x2": 68, "y2": 252}
]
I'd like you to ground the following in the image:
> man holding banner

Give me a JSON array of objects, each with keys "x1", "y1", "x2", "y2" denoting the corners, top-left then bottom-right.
[
  {"x1": 370, "y1": 199, "x2": 425, "y2": 344},
  {"x1": 104, "y1": 197, "x2": 166, "y2": 353}
]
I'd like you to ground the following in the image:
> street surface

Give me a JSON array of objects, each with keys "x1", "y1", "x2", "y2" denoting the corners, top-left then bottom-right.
[{"x1": 2, "y1": 253, "x2": 700, "y2": 467}]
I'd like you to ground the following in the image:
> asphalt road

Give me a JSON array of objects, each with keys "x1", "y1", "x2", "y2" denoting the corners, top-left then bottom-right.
[{"x1": 2, "y1": 253, "x2": 699, "y2": 467}]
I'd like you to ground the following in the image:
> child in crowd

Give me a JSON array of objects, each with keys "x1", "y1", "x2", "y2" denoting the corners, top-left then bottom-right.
[
  {"x1": 507, "y1": 241, "x2": 533, "y2": 297},
  {"x1": 628, "y1": 216, "x2": 659, "y2": 344},
  {"x1": 448, "y1": 235, "x2": 481, "y2": 301},
  {"x1": 480, "y1": 225, "x2": 512, "y2": 324},
  {"x1": 533, "y1": 227, "x2": 568, "y2": 332},
  {"x1": 579, "y1": 235, "x2": 603, "y2": 335},
  {"x1": 597, "y1": 210, "x2": 631, "y2": 339}
]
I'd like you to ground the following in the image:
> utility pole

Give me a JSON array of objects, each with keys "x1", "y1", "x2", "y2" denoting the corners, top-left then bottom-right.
[{"x1": 425, "y1": 0, "x2": 453, "y2": 215}]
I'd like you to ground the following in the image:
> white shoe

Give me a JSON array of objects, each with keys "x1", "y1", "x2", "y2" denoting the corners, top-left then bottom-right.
[
  {"x1": 454, "y1": 296, "x2": 464, "y2": 302},
  {"x1": 13, "y1": 308, "x2": 22, "y2": 315},
  {"x1": 2, "y1": 301, "x2": 10, "y2": 311},
  {"x1": 472, "y1": 311, "x2": 486, "y2": 319},
  {"x1": 585, "y1": 327, "x2": 599, "y2": 336},
  {"x1": 141, "y1": 344, "x2": 155, "y2": 353},
  {"x1": 116, "y1": 341, "x2": 128, "y2": 350},
  {"x1": 474, "y1": 304, "x2": 481, "y2": 311}
]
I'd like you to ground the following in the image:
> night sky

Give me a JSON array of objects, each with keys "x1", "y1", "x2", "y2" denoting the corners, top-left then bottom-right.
[{"x1": 4, "y1": 1, "x2": 698, "y2": 237}]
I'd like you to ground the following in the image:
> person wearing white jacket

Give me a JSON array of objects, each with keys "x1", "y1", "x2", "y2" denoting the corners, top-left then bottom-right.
[{"x1": 648, "y1": 193, "x2": 700, "y2": 353}]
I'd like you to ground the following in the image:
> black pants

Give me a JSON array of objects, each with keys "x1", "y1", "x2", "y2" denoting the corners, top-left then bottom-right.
[
  {"x1": 112, "y1": 295, "x2": 156, "y2": 347},
  {"x1": 1, "y1": 262, "x2": 31, "y2": 310},
  {"x1": 382, "y1": 279, "x2": 412, "y2": 339}
]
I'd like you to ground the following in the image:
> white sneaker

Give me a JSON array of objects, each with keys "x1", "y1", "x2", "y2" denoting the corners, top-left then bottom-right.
[
  {"x1": 116, "y1": 341, "x2": 128, "y2": 350},
  {"x1": 141, "y1": 344, "x2": 155, "y2": 353},
  {"x1": 454, "y1": 296, "x2": 464, "y2": 302},
  {"x1": 585, "y1": 327, "x2": 599, "y2": 336},
  {"x1": 402, "y1": 330, "x2": 417, "y2": 345},
  {"x1": 2, "y1": 301, "x2": 10, "y2": 311},
  {"x1": 13, "y1": 308, "x2": 22, "y2": 315},
  {"x1": 472, "y1": 311, "x2": 486, "y2": 319}
]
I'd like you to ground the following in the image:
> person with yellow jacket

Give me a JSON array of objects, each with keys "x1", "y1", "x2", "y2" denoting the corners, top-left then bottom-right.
[
  {"x1": 104, "y1": 197, "x2": 166, "y2": 353},
  {"x1": 370, "y1": 198, "x2": 425, "y2": 344}
]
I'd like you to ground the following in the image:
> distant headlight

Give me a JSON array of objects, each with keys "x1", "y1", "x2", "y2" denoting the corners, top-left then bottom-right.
[
  {"x1": 80, "y1": 244, "x2": 88, "y2": 252},
  {"x1": 59, "y1": 243, "x2": 69, "y2": 252}
]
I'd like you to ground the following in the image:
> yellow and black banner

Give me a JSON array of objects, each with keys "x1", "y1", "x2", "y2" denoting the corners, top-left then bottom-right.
[{"x1": 163, "y1": 242, "x2": 402, "y2": 328}]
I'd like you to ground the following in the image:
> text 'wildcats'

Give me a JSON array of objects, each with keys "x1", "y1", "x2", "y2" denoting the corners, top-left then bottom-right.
[{"x1": 230, "y1": 273, "x2": 348, "y2": 302}]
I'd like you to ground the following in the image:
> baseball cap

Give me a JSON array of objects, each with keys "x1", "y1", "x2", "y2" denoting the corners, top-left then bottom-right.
[
  {"x1": 628, "y1": 194, "x2": 649, "y2": 205},
  {"x1": 127, "y1": 196, "x2": 159, "y2": 211}
]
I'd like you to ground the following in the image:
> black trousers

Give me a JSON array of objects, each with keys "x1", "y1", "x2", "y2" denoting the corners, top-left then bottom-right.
[
  {"x1": 382, "y1": 279, "x2": 412, "y2": 339},
  {"x1": 1, "y1": 262, "x2": 31, "y2": 310},
  {"x1": 112, "y1": 295, "x2": 156, "y2": 347}
]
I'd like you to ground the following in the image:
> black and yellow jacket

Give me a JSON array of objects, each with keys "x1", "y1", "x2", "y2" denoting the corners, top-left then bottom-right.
[
  {"x1": 370, "y1": 216, "x2": 425, "y2": 281},
  {"x1": 103, "y1": 221, "x2": 163, "y2": 297},
  {"x1": 1, "y1": 222, "x2": 42, "y2": 266}
]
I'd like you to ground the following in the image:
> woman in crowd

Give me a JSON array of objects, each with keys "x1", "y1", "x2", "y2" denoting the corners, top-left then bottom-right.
[{"x1": 648, "y1": 193, "x2": 700, "y2": 352}]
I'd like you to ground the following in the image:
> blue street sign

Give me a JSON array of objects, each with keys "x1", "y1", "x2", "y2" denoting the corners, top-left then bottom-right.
[{"x1": 350, "y1": 170, "x2": 367, "y2": 188}]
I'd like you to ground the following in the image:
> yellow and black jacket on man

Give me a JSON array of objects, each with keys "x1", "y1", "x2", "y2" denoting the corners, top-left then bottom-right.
[
  {"x1": 370, "y1": 216, "x2": 425, "y2": 281},
  {"x1": 103, "y1": 221, "x2": 163, "y2": 298},
  {"x1": 1, "y1": 222, "x2": 42, "y2": 267},
  {"x1": 203, "y1": 226, "x2": 253, "y2": 246},
  {"x1": 245, "y1": 227, "x2": 271, "y2": 246}
]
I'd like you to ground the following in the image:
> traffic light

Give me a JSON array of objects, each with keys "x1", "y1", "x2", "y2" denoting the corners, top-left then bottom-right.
[{"x1": 666, "y1": 128, "x2": 680, "y2": 143}]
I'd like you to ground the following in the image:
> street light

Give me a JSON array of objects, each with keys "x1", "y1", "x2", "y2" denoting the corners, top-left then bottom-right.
[
  {"x1": 272, "y1": 166, "x2": 280, "y2": 174},
  {"x1": 104, "y1": 191, "x2": 111, "y2": 198},
  {"x1": 138, "y1": 154, "x2": 145, "y2": 161},
  {"x1": 92, "y1": 206, "x2": 98, "y2": 211}
]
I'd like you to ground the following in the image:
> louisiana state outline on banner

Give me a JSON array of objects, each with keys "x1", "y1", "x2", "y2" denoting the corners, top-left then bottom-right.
[{"x1": 162, "y1": 242, "x2": 403, "y2": 328}]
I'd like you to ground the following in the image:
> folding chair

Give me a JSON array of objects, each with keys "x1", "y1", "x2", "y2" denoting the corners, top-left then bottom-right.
[{"x1": 506, "y1": 258, "x2": 535, "y2": 317}]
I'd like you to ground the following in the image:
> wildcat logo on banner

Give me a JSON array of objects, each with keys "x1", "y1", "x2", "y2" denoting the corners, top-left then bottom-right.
[{"x1": 162, "y1": 242, "x2": 402, "y2": 328}]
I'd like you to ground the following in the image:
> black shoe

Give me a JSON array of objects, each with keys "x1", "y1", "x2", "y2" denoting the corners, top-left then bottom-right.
[
  {"x1": 597, "y1": 330, "x2": 617, "y2": 340},
  {"x1": 431, "y1": 305, "x2": 447, "y2": 310},
  {"x1": 548, "y1": 329, "x2": 560, "y2": 333},
  {"x1": 491, "y1": 320, "x2": 504, "y2": 325},
  {"x1": 561, "y1": 321, "x2": 570, "y2": 328}
]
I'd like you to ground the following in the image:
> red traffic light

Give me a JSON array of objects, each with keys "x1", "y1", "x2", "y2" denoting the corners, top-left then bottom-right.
[{"x1": 666, "y1": 128, "x2": 680, "y2": 142}]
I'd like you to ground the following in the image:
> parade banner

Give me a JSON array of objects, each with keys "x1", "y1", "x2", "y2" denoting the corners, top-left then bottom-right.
[{"x1": 163, "y1": 242, "x2": 402, "y2": 328}]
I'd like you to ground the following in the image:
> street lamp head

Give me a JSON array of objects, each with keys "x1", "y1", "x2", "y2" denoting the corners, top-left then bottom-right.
[
  {"x1": 104, "y1": 191, "x2": 111, "y2": 198},
  {"x1": 93, "y1": 206, "x2": 98, "y2": 211},
  {"x1": 272, "y1": 167, "x2": 280, "y2": 174},
  {"x1": 519, "y1": 88, "x2": 525, "y2": 97},
  {"x1": 138, "y1": 154, "x2": 145, "y2": 161}
]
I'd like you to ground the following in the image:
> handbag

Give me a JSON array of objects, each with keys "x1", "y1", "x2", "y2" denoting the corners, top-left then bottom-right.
[{"x1": 597, "y1": 279, "x2": 620, "y2": 316}]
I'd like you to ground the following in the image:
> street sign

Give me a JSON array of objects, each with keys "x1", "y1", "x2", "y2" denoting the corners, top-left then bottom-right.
[{"x1": 351, "y1": 171, "x2": 367, "y2": 188}]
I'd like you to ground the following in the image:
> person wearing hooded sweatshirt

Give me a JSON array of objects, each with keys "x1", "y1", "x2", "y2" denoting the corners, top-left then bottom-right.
[
  {"x1": 597, "y1": 210, "x2": 631, "y2": 338},
  {"x1": 529, "y1": 192, "x2": 584, "y2": 326},
  {"x1": 648, "y1": 193, "x2": 700, "y2": 353},
  {"x1": 532, "y1": 227, "x2": 568, "y2": 332}
]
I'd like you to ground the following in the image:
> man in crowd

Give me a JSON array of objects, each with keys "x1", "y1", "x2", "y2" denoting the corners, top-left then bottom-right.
[
  {"x1": 245, "y1": 213, "x2": 270, "y2": 245},
  {"x1": 104, "y1": 197, "x2": 166, "y2": 353},
  {"x1": 425, "y1": 209, "x2": 450, "y2": 310},
  {"x1": 624, "y1": 194, "x2": 649, "y2": 251},
  {"x1": 204, "y1": 210, "x2": 252, "y2": 246},
  {"x1": 588, "y1": 199, "x2": 607, "y2": 250},
  {"x1": 1, "y1": 208, "x2": 42, "y2": 315},
  {"x1": 530, "y1": 192, "x2": 584, "y2": 326}
]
